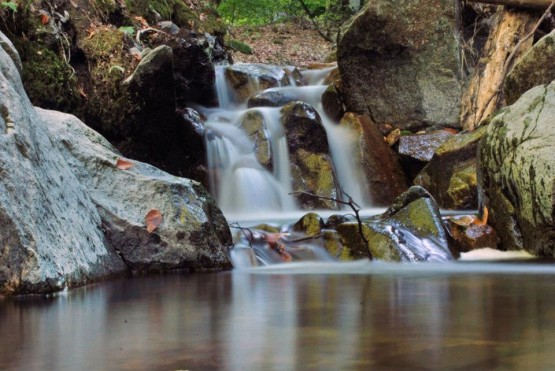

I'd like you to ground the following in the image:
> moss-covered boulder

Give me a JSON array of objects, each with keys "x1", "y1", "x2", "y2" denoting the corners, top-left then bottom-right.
[
  {"x1": 505, "y1": 29, "x2": 555, "y2": 105},
  {"x1": 336, "y1": 222, "x2": 402, "y2": 261},
  {"x1": 292, "y1": 213, "x2": 323, "y2": 236},
  {"x1": 414, "y1": 127, "x2": 487, "y2": 209},
  {"x1": 479, "y1": 81, "x2": 555, "y2": 255},
  {"x1": 281, "y1": 101, "x2": 339, "y2": 209}
]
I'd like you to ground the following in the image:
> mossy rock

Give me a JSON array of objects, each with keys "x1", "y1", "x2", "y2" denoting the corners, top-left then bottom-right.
[
  {"x1": 336, "y1": 222, "x2": 402, "y2": 261},
  {"x1": 228, "y1": 39, "x2": 253, "y2": 55},
  {"x1": 292, "y1": 212, "x2": 323, "y2": 236},
  {"x1": 17, "y1": 41, "x2": 81, "y2": 112},
  {"x1": 322, "y1": 230, "x2": 349, "y2": 260}
]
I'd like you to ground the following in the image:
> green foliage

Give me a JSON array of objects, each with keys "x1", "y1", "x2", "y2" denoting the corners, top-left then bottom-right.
[
  {"x1": 218, "y1": 0, "x2": 354, "y2": 39},
  {"x1": 118, "y1": 25, "x2": 135, "y2": 34},
  {"x1": 227, "y1": 39, "x2": 253, "y2": 54},
  {"x1": 1, "y1": 1, "x2": 18, "y2": 12}
]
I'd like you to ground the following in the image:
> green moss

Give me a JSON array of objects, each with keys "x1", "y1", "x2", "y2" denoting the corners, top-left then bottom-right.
[
  {"x1": 80, "y1": 27, "x2": 138, "y2": 135},
  {"x1": 293, "y1": 213, "x2": 322, "y2": 236},
  {"x1": 17, "y1": 41, "x2": 81, "y2": 112},
  {"x1": 388, "y1": 198, "x2": 441, "y2": 238},
  {"x1": 228, "y1": 39, "x2": 253, "y2": 55}
]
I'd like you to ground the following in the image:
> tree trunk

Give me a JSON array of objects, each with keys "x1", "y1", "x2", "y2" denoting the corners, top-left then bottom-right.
[
  {"x1": 460, "y1": 8, "x2": 537, "y2": 130},
  {"x1": 467, "y1": 0, "x2": 552, "y2": 9}
]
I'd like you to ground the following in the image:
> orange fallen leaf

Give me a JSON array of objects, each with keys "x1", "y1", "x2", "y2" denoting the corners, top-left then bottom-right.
[
  {"x1": 40, "y1": 13, "x2": 49, "y2": 24},
  {"x1": 474, "y1": 206, "x2": 489, "y2": 226},
  {"x1": 145, "y1": 209, "x2": 163, "y2": 233},
  {"x1": 116, "y1": 158, "x2": 133, "y2": 170}
]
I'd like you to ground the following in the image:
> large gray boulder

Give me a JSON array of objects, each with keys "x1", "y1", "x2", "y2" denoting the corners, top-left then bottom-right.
[
  {"x1": 0, "y1": 37, "x2": 126, "y2": 295},
  {"x1": 337, "y1": 0, "x2": 462, "y2": 131},
  {"x1": 39, "y1": 108, "x2": 232, "y2": 271},
  {"x1": 479, "y1": 81, "x2": 555, "y2": 255},
  {"x1": 505, "y1": 29, "x2": 555, "y2": 106}
]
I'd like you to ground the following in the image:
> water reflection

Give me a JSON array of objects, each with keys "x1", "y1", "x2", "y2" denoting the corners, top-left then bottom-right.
[{"x1": 1, "y1": 266, "x2": 555, "y2": 370}]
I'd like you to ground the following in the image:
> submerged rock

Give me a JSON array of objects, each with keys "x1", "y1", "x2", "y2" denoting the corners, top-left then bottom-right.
[
  {"x1": 41, "y1": 108, "x2": 232, "y2": 271},
  {"x1": 479, "y1": 81, "x2": 555, "y2": 255},
  {"x1": 337, "y1": 0, "x2": 462, "y2": 130},
  {"x1": 414, "y1": 127, "x2": 486, "y2": 209},
  {"x1": 505, "y1": 29, "x2": 555, "y2": 105}
]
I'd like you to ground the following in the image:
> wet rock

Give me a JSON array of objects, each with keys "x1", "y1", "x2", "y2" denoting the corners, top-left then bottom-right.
[
  {"x1": 321, "y1": 84, "x2": 344, "y2": 121},
  {"x1": 225, "y1": 64, "x2": 290, "y2": 102},
  {"x1": 158, "y1": 30, "x2": 228, "y2": 107},
  {"x1": 325, "y1": 214, "x2": 350, "y2": 229},
  {"x1": 124, "y1": 45, "x2": 176, "y2": 148},
  {"x1": 448, "y1": 222, "x2": 498, "y2": 253},
  {"x1": 290, "y1": 150, "x2": 338, "y2": 209},
  {"x1": 175, "y1": 107, "x2": 209, "y2": 187},
  {"x1": 337, "y1": 0, "x2": 462, "y2": 130},
  {"x1": 479, "y1": 81, "x2": 555, "y2": 256},
  {"x1": 505, "y1": 29, "x2": 555, "y2": 105},
  {"x1": 281, "y1": 101, "x2": 339, "y2": 209},
  {"x1": 41, "y1": 108, "x2": 232, "y2": 271},
  {"x1": 292, "y1": 213, "x2": 323, "y2": 236},
  {"x1": 334, "y1": 187, "x2": 456, "y2": 262},
  {"x1": 336, "y1": 223, "x2": 402, "y2": 261},
  {"x1": 339, "y1": 113, "x2": 408, "y2": 205},
  {"x1": 240, "y1": 110, "x2": 273, "y2": 170},
  {"x1": 0, "y1": 40, "x2": 126, "y2": 296},
  {"x1": 285, "y1": 67, "x2": 305, "y2": 86},
  {"x1": 414, "y1": 127, "x2": 487, "y2": 209},
  {"x1": 247, "y1": 90, "x2": 296, "y2": 108},
  {"x1": 398, "y1": 130, "x2": 453, "y2": 179},
  {"x1": 321, "y1": 230, "x2": 348, "y2": 260},
  {"x1": 398, "y1": 130, "x2": 453, "y2": 162}
]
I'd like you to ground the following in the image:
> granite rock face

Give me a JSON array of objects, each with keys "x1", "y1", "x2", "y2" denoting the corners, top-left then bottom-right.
[
  {"x1": 0, "y1": 37, "x2": 126, "y2": 296},
  {"x1": 479, "y1": 81, "x2": 555, "y2": 255},
  {"x1": 40, "y1": 108, "x2": 232, "y2": 271},
  {"x1": 337, "y1": 0, "x2": 462, "y2": 130},
  {"x1": 0, "y1": 32, "x2": 231, "y2": 296}
]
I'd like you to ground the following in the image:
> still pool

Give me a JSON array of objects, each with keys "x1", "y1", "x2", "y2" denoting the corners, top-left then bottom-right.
[{"x1": 1, "y1": 260, "x2": 555, "y2": 370}]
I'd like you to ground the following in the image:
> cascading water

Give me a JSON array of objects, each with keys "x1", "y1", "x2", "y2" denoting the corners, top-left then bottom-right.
[{"x1": 202, "y1": 63, "x2": 369, "y2": 218}]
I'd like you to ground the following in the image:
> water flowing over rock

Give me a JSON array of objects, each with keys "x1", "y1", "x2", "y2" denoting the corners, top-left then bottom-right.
[
  {"x1": 337, "y1": 0, "x2": 462, "y2": 130},
  {"x1": 225, "y1": 64, "x2": 291, "y2": 103},
  {"x1": 0, "y1": 38, "x2": 126, "y2": 295},
  {"x1": 339, "y1": 113, "x2": 408, "y2": 205},
  {"x1": 281, "y1": 102, "x2": 339, "y2": 209},
  {"x1": 504, "y1": 29, "x2": 555, "y2": 106},
  {"x1": 415, "y1": 127, "x2": 486, "y2": 209},
  {"x1": 479, "y1": 81, "x2": 555, "y2": 255},
  {"x1": 240, "y1": 110, "x2": 273, "y2": 170}
]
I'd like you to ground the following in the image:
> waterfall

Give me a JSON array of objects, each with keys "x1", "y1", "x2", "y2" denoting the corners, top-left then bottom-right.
[{"x1": 201, "y1": 63, "x2": 370, "y2": 218}]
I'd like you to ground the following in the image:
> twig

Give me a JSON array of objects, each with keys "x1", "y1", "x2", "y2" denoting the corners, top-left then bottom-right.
[
  {"x1": 229, "y1": 223, "x2": 254, "y2": 247},
  {"x1": 474, "y1": 0, "x2": 555, "y2": 127},
  {"x1": 289, "y1": 191, "x2": 373, "y2": 259}
]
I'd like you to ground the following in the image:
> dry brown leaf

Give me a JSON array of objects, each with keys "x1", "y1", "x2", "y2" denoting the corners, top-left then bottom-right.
[
  {"x1": 145, "y1": 209, "x2": 163, "y2": 233},
  {"x1": 116, "y1": 158, "x2": 133, "y2": 170}
]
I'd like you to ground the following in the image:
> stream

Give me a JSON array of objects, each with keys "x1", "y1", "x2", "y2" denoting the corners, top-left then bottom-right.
[
  {"x1": 2, "y1": 260, "x2": 555, "y2": 370},
  {"x1": 2, "y1": 64, "x2": 554, "y2": 370}
]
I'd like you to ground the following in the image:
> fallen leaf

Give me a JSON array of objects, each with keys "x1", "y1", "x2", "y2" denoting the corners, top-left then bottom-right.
[
  {"x1": 116, "y1": 158, "x2": 133, "y2": 170},
  {"x1": 40, "y1": 13, "x2": 49, "y2": 24},
  {"x1": 474, "y1": 206, "x2": 488, "y2": 226},
  {"x1": 145, "y1": 209, "x2": 163, "y2": 233}
]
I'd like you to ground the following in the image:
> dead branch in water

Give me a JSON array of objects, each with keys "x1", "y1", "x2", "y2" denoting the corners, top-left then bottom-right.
[
  {"x1": 229, "y1": 223, "x2": 254, "y2": 247},
  {"x1": 289, "y1": 191, "x2": 373, "y2": 259}
]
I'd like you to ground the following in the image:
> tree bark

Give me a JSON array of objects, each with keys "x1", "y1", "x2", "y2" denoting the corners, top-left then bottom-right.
[
  {"x1": 466, "y1": 0, "x2": 553, "y2": 9},
  {"x1": 460, "y1": 8, "x2": 537, "y2": 130}
]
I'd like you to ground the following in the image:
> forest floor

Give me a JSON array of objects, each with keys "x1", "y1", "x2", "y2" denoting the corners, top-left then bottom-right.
[{"x1": 228, "y1": 22, "x2": 335, "y2": 67}]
